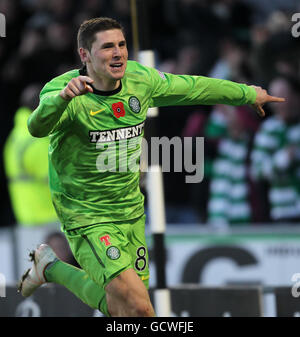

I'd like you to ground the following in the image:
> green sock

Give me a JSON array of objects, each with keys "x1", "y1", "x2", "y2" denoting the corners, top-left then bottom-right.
[{"x1": 44, "y1": 259, "x2": 109, "y2": 316}]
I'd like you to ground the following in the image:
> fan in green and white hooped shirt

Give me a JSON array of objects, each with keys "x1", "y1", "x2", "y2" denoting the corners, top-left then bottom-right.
[
  {"x1": 207, "y1": 105, "x2": 257, "y2": 226},
  {"x1": 250, "y1": 76, "x2": 300, "y2": 222}
]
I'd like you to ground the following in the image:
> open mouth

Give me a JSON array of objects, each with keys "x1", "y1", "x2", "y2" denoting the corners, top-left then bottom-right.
[{"x1": 110, "y1": 63, "x2": 123, "y2": 69}]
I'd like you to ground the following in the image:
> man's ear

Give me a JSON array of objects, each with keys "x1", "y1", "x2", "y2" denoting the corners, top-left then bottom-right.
[{"x1": 79, "y1": 47, "x2": 90, "y2": 64}]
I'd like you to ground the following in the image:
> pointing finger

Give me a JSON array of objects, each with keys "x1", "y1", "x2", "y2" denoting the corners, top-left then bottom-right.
[
  {"x1": 267, "y1": 95, "x2": 285, "y2": 103},
  {"x1": 78, "y1": 75, "x2": 94, "y2": 84}
]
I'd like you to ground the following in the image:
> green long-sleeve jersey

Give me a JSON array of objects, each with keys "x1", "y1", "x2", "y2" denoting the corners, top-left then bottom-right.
[{"x1": 28, "y1": 60, "x2": 257, "y2": 231}]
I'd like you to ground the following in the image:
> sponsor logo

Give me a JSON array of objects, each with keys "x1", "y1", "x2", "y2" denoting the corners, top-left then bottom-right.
[
  {"x1": 106, "y1": 246, "x2": 121, "y2": 260},
  {"x1": 90, "y1": 108, "x2": 105, "y2": 116},
  {"x1": 128, "y1": 96, "x2": 141, "y2": 113},
  {"x1": 100, "y1": 234, "x2": 111, "y2": 246},
  {"x1": 89, "y1": 121, "x2": 145, "y2": 143}
]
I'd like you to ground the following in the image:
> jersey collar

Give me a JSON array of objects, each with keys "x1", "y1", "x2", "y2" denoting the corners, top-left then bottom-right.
[{"x1": 79, "y1": 66, "x2": 122, "y2": 96}]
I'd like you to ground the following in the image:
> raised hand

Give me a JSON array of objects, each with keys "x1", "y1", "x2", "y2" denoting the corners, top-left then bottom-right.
[
  {"x1": 60, "y1": 76, "x2": 94, "y2": 101},
  {"x1": 250, "y1": 85, "x2": 285, "y2": 117}
]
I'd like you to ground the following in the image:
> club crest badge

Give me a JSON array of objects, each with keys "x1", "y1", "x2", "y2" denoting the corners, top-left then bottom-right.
[
  {"x1": 106, "y1": 246, "x2": 121, "y2": 260},
  {"x1": 128, "y1": 96, "x2": 141, "y2": 113}
]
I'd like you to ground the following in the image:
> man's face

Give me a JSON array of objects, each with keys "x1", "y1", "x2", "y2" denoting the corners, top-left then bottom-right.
[{"x1": 82, "y1": 29, "x2": 128, "y2": 82}]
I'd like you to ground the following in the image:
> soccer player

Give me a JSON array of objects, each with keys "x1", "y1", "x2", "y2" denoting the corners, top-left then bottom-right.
[{"x1": 18, "y1": 17, "x2": 285, "y2": 317}]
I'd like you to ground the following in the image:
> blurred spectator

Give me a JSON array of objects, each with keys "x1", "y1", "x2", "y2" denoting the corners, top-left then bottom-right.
[
  {"x1": 106, "y1": 0, "x2": 133, "y2": 53},
  {"x1": 209, "y1": 37, "x2": 253, "y2": 83},
  {"x1": 17, "y1": 21, "x2": 77, "y2": 85},
  {"x1": 72, "y1": 0, "x2": 109, "y2": 30},
  {"x1": 157, "y1": 42, "x2": 205, "y2": 220},
  {"x1": 181, "y1": 106, "x2": 227, "y2": 222},
  {"x1": 207, "y1": 105, "x2": 259, "y2": 227},
  {"x1": 250, "y1": 75, "x2": 300, "y2": 223},
  {"x1": 3, "y1": 84, "x2": 59, "y2": 227},
  {"x1": 23, "y1": 0, "x2": 53, "y2": 31},
  {"x1": 48, "y1": 0, "x2": 75, "y2": 22},
  {"x1": 159, "y1": 44, "x2": 203, "y2": 75},
  {"x1": 3, "y1": 83, "x2": 78, "y2": 263},
  {"x1": 250, "y1": 10, "x2": 300, "y2": 87}
]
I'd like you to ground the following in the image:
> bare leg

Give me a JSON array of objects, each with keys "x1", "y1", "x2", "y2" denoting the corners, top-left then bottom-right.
[{"x1": 105, "y1": 268, "x2": 155, "y2": 317}]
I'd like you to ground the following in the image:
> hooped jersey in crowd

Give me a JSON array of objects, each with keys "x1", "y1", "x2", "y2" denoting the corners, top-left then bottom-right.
[{"x1": 28, "y1": 60, "x2": 257, "y2": 231}]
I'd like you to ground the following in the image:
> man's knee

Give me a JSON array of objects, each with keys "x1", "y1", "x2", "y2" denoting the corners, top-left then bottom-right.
[
  {"x1": 108, "y1": 293, "x2": 153, "y2": 317},
  {"x1": 133, "y1": 300, "x2": 154, "y2": 317},
  {"x1": 105, "y1": 269, "x2": 154, "y2": 317}
]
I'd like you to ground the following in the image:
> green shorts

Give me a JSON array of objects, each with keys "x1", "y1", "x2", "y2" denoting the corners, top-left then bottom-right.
[{"x1": 65, "y1": 214, "x2": 149, "y2": 289}]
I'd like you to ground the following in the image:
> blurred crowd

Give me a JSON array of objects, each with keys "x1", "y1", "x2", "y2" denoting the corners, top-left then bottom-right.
[{"x1": 1, "y1": 0, "x2": 300, "y2": 228}]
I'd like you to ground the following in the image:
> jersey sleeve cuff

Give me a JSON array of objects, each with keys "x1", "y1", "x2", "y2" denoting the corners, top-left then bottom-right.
[
  {"x1": 51, "y1": 94, "x2": 71, "y2": 109},
  {"x1": 247, "y1": 86, "x2": 257, "y2": 104}
]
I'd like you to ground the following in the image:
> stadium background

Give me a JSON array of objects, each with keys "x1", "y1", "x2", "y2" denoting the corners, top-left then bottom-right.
[{"x1": 1, "y1": 0, "x2": 300, "y2": 317}]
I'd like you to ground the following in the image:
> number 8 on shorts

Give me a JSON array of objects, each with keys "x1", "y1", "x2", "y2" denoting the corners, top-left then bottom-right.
[{"x1": 135, "y1": 246, "x2": 147, "y2": 271}]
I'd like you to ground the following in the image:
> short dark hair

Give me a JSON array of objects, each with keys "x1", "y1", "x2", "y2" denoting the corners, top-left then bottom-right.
[{"x1": 77, "y1": 17, "x2": 125, "y2": 51}]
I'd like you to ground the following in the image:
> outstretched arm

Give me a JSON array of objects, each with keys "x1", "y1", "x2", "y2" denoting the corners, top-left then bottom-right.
[{"x1": 147, "y1": 67, "x2": 285, "y2": 114}]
